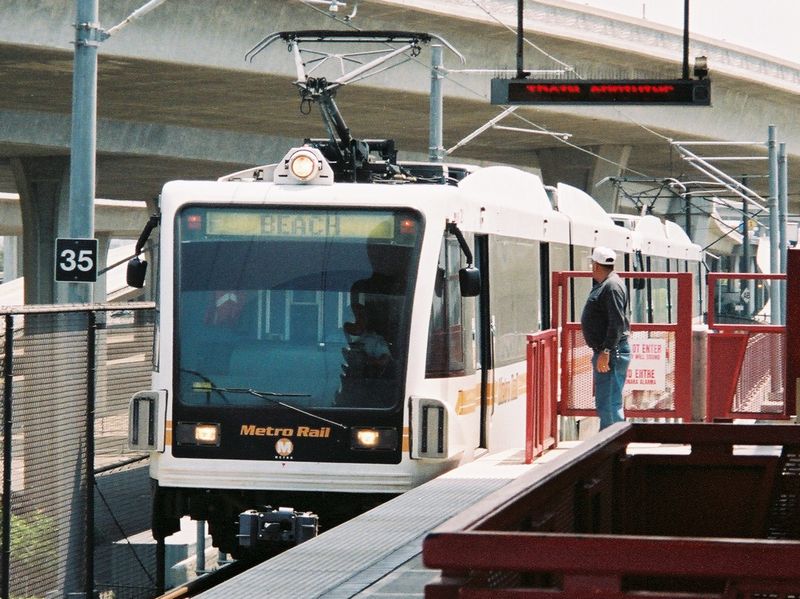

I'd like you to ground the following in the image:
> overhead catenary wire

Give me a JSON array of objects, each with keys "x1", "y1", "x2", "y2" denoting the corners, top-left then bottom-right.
[
  {"x1": 293, "y1": 0, "x2": 775, "y2": 210},
  {"x1": 294, "y1": 0, "x2": 605, "y2": 171}
]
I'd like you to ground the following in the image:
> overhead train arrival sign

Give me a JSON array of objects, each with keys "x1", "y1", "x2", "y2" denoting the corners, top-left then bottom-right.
[{"x1": 492, "y1": 78, "x2": 710, "y2": 106}]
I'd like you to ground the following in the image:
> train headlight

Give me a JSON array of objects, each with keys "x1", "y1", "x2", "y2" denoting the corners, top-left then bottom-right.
[
  {"x1": 195, "y1": 423, "x2": 220, "y2": 445},
  {"x1": 289, "y1": 151, "x2": 317, "y2": 181},
  {"x1": 176, "y1": 422, "x2": 221, "y2": 446},
  {"x1": 274, "y1": 146, "x2": 334, "y2": 185},
  {"x1": 351, "y1": 427, "x2": 398, "y2": 451}
]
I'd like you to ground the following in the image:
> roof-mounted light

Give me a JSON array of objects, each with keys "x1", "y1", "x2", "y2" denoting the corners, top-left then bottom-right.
[
  {"x1": 290, "y1": 152, "x2": 317, "y2": 180},
  {"x1": 274, "y1": 146, "x2": 334, "y2": 185}
]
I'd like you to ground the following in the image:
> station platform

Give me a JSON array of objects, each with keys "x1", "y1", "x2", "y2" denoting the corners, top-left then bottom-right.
[{"x1": 195, "y1": 441, "x2": 582, "y2": 598}]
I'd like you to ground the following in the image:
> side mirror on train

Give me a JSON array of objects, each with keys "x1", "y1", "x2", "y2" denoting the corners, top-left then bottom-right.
[
  {"x1": 459, "y1": 265, "x2": 481, "y2": 297},
  {"x1": 127, "y1": 256, "x2": 148, "y2": 288}
]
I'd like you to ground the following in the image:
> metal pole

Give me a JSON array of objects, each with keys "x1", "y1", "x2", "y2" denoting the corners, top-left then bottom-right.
[
  {"x1": 741, "y1": 178, "x2": 751, "y2": 319},
  {"x1": 682, "y1": 0, "x2": 690, "y2": 79},
  {"x1": 68, "y1": 0, "x2": 99, "y2": 304},
  {"x1": 156, "y1": 537, "x2": 166, "y2": 595},
  {"x1": 779, "y1": 142, "x2": 788, "y2": 322},
  {"x1": 429, "y1": 45, "x2": 444, "y2": 163},
  {"x1": 2, "y1": 315, "x2": 13, "y2": 599},
  {"x1": 516, "y1": 0, "x2": 524, "y2": 78},
  {"x1": 768, "y1": 125, "x2": 780, "y2": 324},
  {"x1": 741, "y1": 176, "x2": 750, "y2": 276},
  {"x1": 196, "y1": 521, "x2": 206, "y2": 575},
  {"x1": 85, "y1": 310, "x2": 97, "y2": 598}
]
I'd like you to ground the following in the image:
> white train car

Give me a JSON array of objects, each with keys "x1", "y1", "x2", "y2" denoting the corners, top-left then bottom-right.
[
  {"x1": 549, "y1": 183, "x2": 635, "y2": 321},
  {"x1": 612, "y1": 213, "x2": 705, "y2": 322},
  {"x1": 126, "y1": 136, "x2": 713, "y2": 555},
  {"x1": 127, "y1": 146, "x2": 582, "y2": 554}
]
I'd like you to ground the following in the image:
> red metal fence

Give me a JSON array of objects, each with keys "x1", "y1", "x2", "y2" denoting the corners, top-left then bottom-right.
[
  {"x1": 706, "y1": 272, "x2": 790, "y2": 421},
  {"x1": 552, "y1": 271, "x2": 694, "y2": 420},
  {"x1": 423, "y1": 423, "x2": 800, "y2": 598},
  {"x1": 525, "y1": 330, "x2": 558, "y2": 463}
]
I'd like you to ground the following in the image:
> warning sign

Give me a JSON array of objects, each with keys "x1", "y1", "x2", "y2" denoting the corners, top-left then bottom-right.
[{"x1": 626, "y1": 339, "x2": 667, "y2": 390}]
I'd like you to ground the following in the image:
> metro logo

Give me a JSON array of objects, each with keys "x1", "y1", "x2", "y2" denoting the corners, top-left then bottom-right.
[
  {"x1": 275, "y1": 437, "x2": 294, "y2": 457},
  {"x1": 240, "y1": 424, "x2": 332, "y2": 438}
]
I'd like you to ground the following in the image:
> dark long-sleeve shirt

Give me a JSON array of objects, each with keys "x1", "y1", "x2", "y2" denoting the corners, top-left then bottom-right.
[{"x1": 580, "y1": 272, "x2": 630, "y2": 352}]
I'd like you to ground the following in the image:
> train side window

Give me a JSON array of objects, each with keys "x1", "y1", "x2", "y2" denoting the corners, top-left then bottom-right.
[
  {"x1": 489, "y1": 235, "x2": 540, "y2": 368},
  {"x1": 426, "y1": 234, "x2": 475, "y2": 378}
]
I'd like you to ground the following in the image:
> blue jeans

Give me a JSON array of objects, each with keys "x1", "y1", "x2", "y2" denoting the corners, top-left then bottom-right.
[{"x1": 591, "y1": 339, "x2": 631, "y2": 430}]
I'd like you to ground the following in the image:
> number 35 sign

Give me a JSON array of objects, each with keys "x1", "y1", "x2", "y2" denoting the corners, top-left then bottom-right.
[{"x1": 55, "y1": 238, "x2": 98, "y2": 282}]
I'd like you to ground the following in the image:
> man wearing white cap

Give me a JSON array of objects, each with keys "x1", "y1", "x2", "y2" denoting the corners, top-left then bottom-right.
[{"x1": 580, "y1": 247, "x2": 631, "y2": 429}]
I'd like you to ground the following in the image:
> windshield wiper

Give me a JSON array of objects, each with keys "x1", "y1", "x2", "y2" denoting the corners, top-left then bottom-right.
[
  {"x1": 209, "y1": 386, "x2": 348, "y2": 430},
  {"x1": 183, "y1": 369, "x2": 230, "y2": 404}
]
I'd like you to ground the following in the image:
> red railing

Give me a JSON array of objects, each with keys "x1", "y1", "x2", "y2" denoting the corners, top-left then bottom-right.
[
  {"x1": 552, "y1": 271, "x2": 694, "y2": 420},
  {"x1": 706, "y1": 272, "x2": 789, "y2": 420},
  {"x1": 525, "y1": 329, "x2": 558, "y2": 463},
  {"x1": 423, "y1": 423, "x2": 800, "y2": 598}
]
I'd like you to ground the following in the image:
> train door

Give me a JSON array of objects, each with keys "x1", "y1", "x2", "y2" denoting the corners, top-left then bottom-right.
[
  {"x1": 484, "y1": 234, "x2": 542, "y2": 451},
  {"x1": 425, "y1": 231, "x2": 482, "y2": 452},
  {"x1": 474, "y1": 234, "x2": 492, "y2": 448}
]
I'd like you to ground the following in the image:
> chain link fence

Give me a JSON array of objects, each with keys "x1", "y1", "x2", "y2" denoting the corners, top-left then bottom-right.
[{"x1": 1, "y1": 303, "x2": 156, "y2": 599}]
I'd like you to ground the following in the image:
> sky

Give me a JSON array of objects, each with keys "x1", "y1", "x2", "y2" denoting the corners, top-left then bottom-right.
[{"x1": 576, "y1": 0, "x2": 800, "y2": 65}]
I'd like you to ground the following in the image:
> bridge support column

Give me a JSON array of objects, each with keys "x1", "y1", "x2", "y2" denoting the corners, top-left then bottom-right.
[
  {"x1": 537, "y1": 145, "x2": 632, "y2": 212},
  {"x1": 10, "y1": 156, "x2": 71, "y2": 304},
  {"x1": 589, "y1": 144, "x2": 632, "y2": 212},
  {"x1": 2, "y1": 235, "x2": 20, "y2": 281},
  {"x1": 536, "y1": 147, "x2": 594, "y2": 190},
  {"x1": 93, "y1": 234, "x2": 110, "y2": 304}
]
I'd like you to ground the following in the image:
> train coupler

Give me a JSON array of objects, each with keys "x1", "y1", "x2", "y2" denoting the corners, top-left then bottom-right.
[{"x1": 237, "y1": 506, "x2": 318, "y2": 548}]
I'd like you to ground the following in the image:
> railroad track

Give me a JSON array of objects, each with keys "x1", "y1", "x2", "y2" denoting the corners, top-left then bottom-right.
[{"x1": 155, "y1": 558, "x2": 254, "y2": 599}]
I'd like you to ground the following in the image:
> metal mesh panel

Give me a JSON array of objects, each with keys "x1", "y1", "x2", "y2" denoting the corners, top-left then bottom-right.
[
  {"x1": 565, "y1": 327, "x2": 593, "y2": 411},
  {"x1": 733, "y1": 332, "x2": 786, "y2": 415},
  {"x1": 95, "y1": 309, "x2": 154, "y2": 466},
  {"x1": 2, "y1": 305, "x2": 155, "y2": 598},
  {"x1": 766, "y1": 447, "x2": 800, "y2": 541},
  {"x1": 563, "y1": 327, "x2": 681, "y2": 416},
  {"x1": 1, "y1": 316, "x2": 7, "y2": 597},
  {"x1": 94, "y1": 460, "x2": 157, "y2": 599},
  {"x1": 10, "y1": 311, "x2": 89, "y2": 598},
  {"x1": 94, "y1": 309, "x2": 156, "y2": 599}
]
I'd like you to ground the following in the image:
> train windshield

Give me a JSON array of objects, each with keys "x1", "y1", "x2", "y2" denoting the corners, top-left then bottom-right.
[{"x1": 176, "y1": 206, "x2": 422, "y2": 410}]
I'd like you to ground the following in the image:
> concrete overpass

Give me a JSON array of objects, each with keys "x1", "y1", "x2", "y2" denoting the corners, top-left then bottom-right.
[{"x1": 2, "y1": 0, "x2": 799, "y2": 302}]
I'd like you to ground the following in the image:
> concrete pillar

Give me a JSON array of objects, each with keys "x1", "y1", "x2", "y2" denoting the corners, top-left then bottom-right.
[
  {"x1": 536, "y1": 147, "x2": 594, "y2": 190},
  {"x1": 589, "y1": 145, "x2": 632, "y2": 212},
  {"x1": 691, "y1": 325, "x2": 708, "y2": 422},
  {"x1": 2, "y1": 235, "x2": 20, "y2": 281},
  {"x1": 93, "y1": 233, "x2": 110, "y2": 304},
  {"x1": 10, "y1": 156, "x2": 71, "y2": 304},
  {"x1": 536, "y1": 144, "x2": 631, "y2": 214}
]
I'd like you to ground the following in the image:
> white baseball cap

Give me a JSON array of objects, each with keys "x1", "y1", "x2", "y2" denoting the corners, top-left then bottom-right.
[{"x1": 590, "y1": 246, "x2": 617, "y2": 265}]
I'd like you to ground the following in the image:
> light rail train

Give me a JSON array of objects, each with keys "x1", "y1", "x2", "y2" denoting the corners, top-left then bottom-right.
[
  {"x1": 125, "y1": 30, "x2": 706, "y2": 556},
  {"x1": 126, "y1": 142, "x2": 704, "y2": 555}
]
